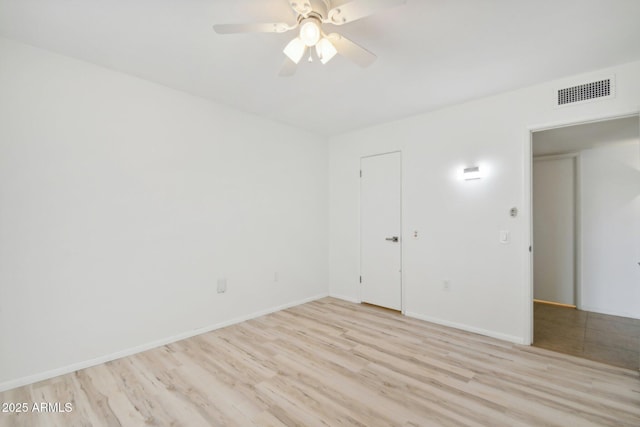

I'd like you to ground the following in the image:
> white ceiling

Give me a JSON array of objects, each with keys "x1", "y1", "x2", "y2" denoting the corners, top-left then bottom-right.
[
  {"x1": 533, "y1": 116, "x2": 640, "y2": 156},
  {"x1": 1, "y1": 0, "x2": 640, "y2": 136}
]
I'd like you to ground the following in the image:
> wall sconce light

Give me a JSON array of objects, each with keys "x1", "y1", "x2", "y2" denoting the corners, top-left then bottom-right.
[{"x1": 463, "y1": 166, "x2": 482, "y2": 180}]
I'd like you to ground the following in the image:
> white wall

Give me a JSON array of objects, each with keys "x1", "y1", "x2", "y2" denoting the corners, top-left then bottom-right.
[
  {"x1": 532, "y1": 156, "x2": 576, "y2": 305},
  {"x1": 329, "y1": 61, "x2": 640, "y2": 344},
  {"x1": 581, "y1": 141, "x2": 640, "y2": 318},
  {"x1": 0, "y1": 37, "x2": 329, "y2": 390}
]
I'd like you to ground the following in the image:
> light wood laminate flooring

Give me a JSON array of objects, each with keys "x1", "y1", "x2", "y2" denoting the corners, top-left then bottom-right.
[{"x1": 1, "y1": 298, "x2": 639, "y2": 426}]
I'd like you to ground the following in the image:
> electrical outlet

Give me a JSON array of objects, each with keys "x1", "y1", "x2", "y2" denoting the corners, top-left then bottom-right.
[
  {"x1": 413, "y1": 230, "x2": 419, "y2": 239},
  {"x1": 217, "y1": 278, "x2": 227, "y2": 294},
  {"x1": 443, "y1": 279, "x2": 451, "y2": 290}
]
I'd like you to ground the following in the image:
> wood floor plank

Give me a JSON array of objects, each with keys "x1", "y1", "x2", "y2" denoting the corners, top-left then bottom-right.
[{"x1": 1, "y1": 297, "x2": 638, "y2": 427}]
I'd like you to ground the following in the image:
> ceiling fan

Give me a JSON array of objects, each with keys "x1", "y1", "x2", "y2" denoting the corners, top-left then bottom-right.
[{"x1": 213, "y1": 0, "x2": 406, "y2": 76}]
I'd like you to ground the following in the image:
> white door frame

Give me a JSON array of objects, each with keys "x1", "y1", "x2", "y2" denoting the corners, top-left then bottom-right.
[
  {"x1": 523, "y1": 109, "x2": 640, "y2": 345},
  {"x1": 359, "y1": 150, "x2": 404, "y2": 313}
]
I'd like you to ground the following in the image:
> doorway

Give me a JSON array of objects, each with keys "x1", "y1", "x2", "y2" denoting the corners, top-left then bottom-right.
[
  {"x1": 533, "y1": 154, "x2": 577, "y2": 308},
  {"x1": 360, "y1": 151, "x2": 402, "y2": 311},
  {"x1": 530, "y1": 115, "x2": 640, "y2": 370}
]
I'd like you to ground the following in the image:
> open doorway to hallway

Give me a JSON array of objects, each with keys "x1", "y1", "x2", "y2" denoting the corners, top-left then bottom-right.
[{"x1": 531, "y1": 115, "x2": 640, "y2": 370}]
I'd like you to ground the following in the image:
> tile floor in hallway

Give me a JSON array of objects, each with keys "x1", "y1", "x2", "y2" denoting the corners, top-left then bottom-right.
[{"x1": 534, "y1": 301, "x2": 640, "y2": 370}]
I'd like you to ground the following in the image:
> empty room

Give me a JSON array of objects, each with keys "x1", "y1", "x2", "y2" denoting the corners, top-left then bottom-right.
[{"x1": 0, "y1": 1, "x2": 639, "y2": 426}]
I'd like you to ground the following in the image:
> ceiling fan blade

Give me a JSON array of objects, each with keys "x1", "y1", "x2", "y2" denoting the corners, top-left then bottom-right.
[
  {"x1": 213, "y1": 22, "x2": 293, "y2": 34},
  {"x1": 328, "y1": 34, "x2": 377, "y2": 68},
  {"x1": 289, "y1": 0, "x2": 313, "y2": 17},
  {"x1": 279, "y1": 57, "x2": 298, "y2": 77},
  {"x1": 327, "y1": 0, "x2": 406, "y2": 25}
]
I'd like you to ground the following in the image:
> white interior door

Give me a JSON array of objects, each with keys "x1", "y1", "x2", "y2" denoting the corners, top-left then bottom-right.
[
  {"x1": 360, "y1": 152, "x2": 402, "y2": 310},
  {"x1": 533, "y1": 156, "x2": 576, "y2": 305}
]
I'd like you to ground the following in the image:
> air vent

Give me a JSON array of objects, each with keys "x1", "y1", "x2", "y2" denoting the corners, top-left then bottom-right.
[{"x1": 557, "y1": 78, "x2": 613, "y2": 106}]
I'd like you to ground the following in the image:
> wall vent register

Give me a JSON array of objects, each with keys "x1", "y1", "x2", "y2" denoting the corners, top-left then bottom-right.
[{"x1": 557, "y1": 78, "x2": 612, "y2": 106}]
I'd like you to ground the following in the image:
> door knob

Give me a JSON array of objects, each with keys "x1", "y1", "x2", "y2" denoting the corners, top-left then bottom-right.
[{"x1": 385, "y1": 236, "x2": 399, "y2": 242}]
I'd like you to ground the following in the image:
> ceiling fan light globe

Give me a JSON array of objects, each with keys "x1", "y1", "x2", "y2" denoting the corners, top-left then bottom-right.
[
  {"x1": 283, "y1": 37, "x2": 306, "y2": 64},
  {"x1": 299, "y1": 20, "x2": 321, "y2": 46},
  {"x1": 316, "y1": 38, "x2": 337, "y2": 64}
]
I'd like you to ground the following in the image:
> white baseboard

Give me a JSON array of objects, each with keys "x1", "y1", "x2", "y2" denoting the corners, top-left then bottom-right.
[
  {"x1": 405, "y1": 311, "x2": 526, "y2": 345},
  {"x1": 0, "y1": 293, "x2": 328, "y2": 393},
  {"x1": 328, "y1": 293, "x2": 360, "y2": 304}
]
